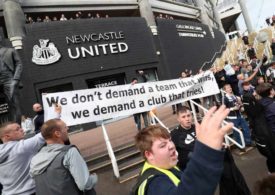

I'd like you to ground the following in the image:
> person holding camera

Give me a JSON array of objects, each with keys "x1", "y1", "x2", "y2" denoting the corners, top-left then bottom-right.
[{"x1": 223, "y1": 84, "x2": 252, "y2": 150}]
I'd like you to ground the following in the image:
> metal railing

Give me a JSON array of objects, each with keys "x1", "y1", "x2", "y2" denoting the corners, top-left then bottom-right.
[
  {"x1": 189, "y1": 99, "x2": 246, "y2": 149},
  {"x1": 102, "y1": 87, "x2": 249, "y2": 179},
  {"x1": 149, "y1": 98, "x2": 246, "y2": 149}
]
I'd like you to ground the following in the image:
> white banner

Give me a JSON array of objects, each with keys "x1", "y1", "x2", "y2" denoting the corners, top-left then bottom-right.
[{"x1": 42, "y1": 71, "x2": 219, "y2": 126}]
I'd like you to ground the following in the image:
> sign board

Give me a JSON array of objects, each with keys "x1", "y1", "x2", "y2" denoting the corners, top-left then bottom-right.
[
  {"x1": 23, "y1": 18, "x2": 158, "y2": 83},
  {"x1": 43, "y1": 71, "x2": 219, "y2": 126},
  {"x1": 157, "y1": 19, "x2": 226, "y2": 78}
]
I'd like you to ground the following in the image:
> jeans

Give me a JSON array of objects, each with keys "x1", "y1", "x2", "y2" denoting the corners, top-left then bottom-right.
[
  {"x1": 133, "y1": 112, "x2": 149, "y2": 130},
  {"x1": 228, "y1": 116, "x2": 252, "y2": 146}
]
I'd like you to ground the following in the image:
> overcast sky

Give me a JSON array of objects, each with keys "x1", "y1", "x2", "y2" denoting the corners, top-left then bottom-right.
[{"x1": 237, "y1": 0, "x2": 275, "y2": 32}]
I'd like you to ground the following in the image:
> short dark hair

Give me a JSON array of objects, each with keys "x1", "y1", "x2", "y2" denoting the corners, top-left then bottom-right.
[
  {"x1": 41, "y1": 119, "x2": 62, "y2": 139},
  {"x1": 131, "y1": 78, "x2": 138, "y2": 82},
  {"x1": 0, "y1": 121, "x2": 16, "y2": 138},
  {"x1": 223, "y1": 83, "x2": 231, "y2": 90},
  {"x1": 242, "y1": 81, "x2": 250, "y2": 86},
  {"x1": 177, "y1": 106, "x2": 191, "y2": 115},
  {"x1": 256, "y1": 83, "x2": 273, "y2": 97},
  {"x1": 254, "y1": 174, "x2": 275, "y2": 195}
]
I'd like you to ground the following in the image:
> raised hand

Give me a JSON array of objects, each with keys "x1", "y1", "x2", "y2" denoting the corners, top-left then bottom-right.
[
  {"x1": 54, "y1": 104, "x2": 62, "y2": 115},
  {"x1": 195, "y1": 105, "x2": 233, "y2": 150}
]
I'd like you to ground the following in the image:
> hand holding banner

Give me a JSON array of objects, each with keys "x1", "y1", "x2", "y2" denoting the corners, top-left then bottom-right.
[{"x1": 42, "y1": 71, "x2": 220, "y2": 126}]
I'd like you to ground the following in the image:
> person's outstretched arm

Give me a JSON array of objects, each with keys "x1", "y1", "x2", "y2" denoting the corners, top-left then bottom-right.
[{"x1": 147, "y1": 106, "x2": 233, "y2": 195}]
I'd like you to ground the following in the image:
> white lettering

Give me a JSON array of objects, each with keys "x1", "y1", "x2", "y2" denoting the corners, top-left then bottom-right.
[
  {"x1": 67, "y1": 43, "x2": 129, "y2": 59},
  {"x1": 81, "y1": 46, "x2": 94, "y2": 57},
  {"x1": 109, "y1": 43, "x2": 118, "y2": 53},
  {"x1": 68, "y1": 48, "x2": 80, "y2": 59},
  {"x1": 98, "y1": 44, "x2": 108, "y2": 55},
  {"x1": 118, "y1": 42, "x2": 128, "y2": 53},
  {"x1": 65, "y1": 31, "x2": 126, "y2": 44}
]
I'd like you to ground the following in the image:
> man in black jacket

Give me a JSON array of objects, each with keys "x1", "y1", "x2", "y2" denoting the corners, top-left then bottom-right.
[
  {"x1": 223, "y1": 84, "x2": 252, "y2": 147},
  {"x1": 256, "y1": 83, "x2": 275, "y2": 134},
  {"x1": 171, "y1": 106, "x2": 195, "y2": 171},
  {"x1": 32, "y1": 103, "x2": 44, "y2": 134},
  {"x1": 242, "y1": 83, "x2": 275, "y2": 172}
]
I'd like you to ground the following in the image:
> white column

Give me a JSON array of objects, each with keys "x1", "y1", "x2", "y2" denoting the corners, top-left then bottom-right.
[
  {"x1": 239, "y1": 0, "x2": 253, "y2": 33},
  {"x1": 3, "y1": 0, "x2": 26, "y2": 50},
  {"x1": 138, "y1": 0, "x2": 158, "y2": 35},
  {"x1": 195, "y1": 0, "x2": 210, "y2": 26},
  {"x1": 211, "y1": 0, "x2": 225, "y2": 33}
]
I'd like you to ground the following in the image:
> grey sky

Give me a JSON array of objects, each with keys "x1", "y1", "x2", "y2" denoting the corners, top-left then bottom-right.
[{"x1": 237, "y1": 0, "x2": 275, "y2": 32}]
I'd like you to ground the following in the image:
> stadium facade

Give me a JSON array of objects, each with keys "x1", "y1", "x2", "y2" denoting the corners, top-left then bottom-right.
[{"x1": 0, "y1": 0, "x2": 250, "y2": 129}]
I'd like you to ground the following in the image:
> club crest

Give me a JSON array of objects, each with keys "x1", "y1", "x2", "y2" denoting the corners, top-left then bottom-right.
[{"x1": 32, "y1": 39, "x2": 61, "y2": 65}]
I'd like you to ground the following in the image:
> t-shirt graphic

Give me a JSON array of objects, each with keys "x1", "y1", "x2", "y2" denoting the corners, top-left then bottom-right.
[{"x1": 185, "y1": 134, "x2": 195, "y2": 144}]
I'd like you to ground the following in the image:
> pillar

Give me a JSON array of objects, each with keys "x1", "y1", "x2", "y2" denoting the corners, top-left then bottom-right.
[
  {"x1": 3, "y1": 0, "x2": 26, "y2": 49},
  {"x1": 239, "y1": 0, "x2": 253, "y2": 33},
  {"x1": 138, "y1": 0, "x2": 157, "y2": 35}
]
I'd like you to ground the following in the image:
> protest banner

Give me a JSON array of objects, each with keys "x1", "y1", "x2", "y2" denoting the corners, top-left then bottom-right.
[{"x1": 42, "y1": 71, "x2": 220, "y2": 126}]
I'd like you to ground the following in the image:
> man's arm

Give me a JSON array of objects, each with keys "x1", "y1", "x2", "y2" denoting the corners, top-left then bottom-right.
[
  {"x1": 63, "y1": 147, "x2": 98, "y2": 191},
  {"x1": 147, "y1": 141, "x2": 224, "y2": 195},
  {"x1": 244, "y1": 68, "x2": 259, "y2": 82},
  {"x1": 33, "y1": 116, "x2": 41, "y2": 133},
  {"x1": 148, "y1": 106, "x2": 233, "y2": 195},
  {"x1": 18, "y1": 133, "x2": 45, "y2": 152}
]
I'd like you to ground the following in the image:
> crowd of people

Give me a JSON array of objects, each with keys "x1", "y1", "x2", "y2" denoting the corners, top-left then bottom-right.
[
  {"x1": 131, "y1": 49, "x2": 275, "y2": 195},
  {"x1": 129, "y1": 39, "x2": 275, "y2": 194},
  {"x1": 25, "y1": 11, "x2": 177, "y2": 24},
  {"x1": 211, "y1": 35, "x2": 275, "y2": 173},
  {"x1": 25, "y1": 11, "x2": 110, "y2": 24},
  {"x1": 155, "y1": 13, "x2": 174, "y2": 20}
]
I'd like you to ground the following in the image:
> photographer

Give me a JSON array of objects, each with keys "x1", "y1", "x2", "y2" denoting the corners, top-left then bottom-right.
[{"x1": 223, "y1": 84, "x2": 252, "y2": 150}]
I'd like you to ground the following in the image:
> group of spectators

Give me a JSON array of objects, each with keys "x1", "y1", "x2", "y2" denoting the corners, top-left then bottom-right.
[
  {"x1": 155, "y1": 13, "x2": 174, "y2": 20},
  {"x1": 265, "y1": 15, "x2": 275, "y2": 26},
  {"x1": 213, "y1": 42, "x2": 275, "y2": 166},
  {"x1": 1, "y1": 68, "x2": 275, "y2": 195},
  {"x1": 25, "y1": 11, "x2": 110, "y2": 24},
  {"x1": 156, "y1": 39, "x2": 275, "y2": 194},
  {"x1": 25, "y1": 10, "x2": 179, "y2": 25}
]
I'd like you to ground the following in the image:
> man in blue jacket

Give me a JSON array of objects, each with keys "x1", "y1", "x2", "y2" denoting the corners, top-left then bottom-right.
[{"x1": 133, "y1": 106, "x2": 233, "y2": 195}]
